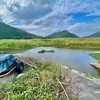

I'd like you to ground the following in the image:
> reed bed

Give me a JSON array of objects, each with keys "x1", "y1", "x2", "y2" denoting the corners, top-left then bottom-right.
[{"x1": 0, "y1": 38, "x2": 100, "y2": 54}]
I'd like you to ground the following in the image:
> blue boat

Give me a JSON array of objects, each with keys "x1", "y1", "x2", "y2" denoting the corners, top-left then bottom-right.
[{"x1": 0, "y1": 54, "x2": 24, "y2": 76}]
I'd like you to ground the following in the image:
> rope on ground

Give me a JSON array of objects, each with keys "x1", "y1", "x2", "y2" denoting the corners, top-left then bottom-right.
[
  {"x1": 56, "y1": 78, "x2": 70, "y2": 100},
  {"x1": 0, "y1": 67, "x2": 16, "y2": 78},
  {"x1": 14, "y1": 55, "x2": 36, "y2": 69}
]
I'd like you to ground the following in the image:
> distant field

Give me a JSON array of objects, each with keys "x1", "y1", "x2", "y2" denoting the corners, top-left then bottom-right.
[{"x1": 0, "y1": 38, "x2": 100, "y2": 54}]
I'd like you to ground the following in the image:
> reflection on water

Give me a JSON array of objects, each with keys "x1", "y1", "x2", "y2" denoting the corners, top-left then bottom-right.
[{"x1": 16, "y1": 47, "x2": 100, "y2": 76}]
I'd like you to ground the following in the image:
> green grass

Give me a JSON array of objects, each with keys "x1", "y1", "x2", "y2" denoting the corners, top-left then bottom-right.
[
  {"x1": 0, "y1": 39, "x2": 35, "y2": 54},
  {"x1": 0, "y1": 59, "x2": 66, "y2": 100},
  {"x1": 89, "y1": 53, "x2": 100, "y2": 60},
  {"x1": 0, "y1": 38, "x2": 100, "y2": 54},
  {"x1": 85, "y1": 73, "x2": 94, "y2": 79},
  {"x1": 89, "y1": 53, "x2": 100, "y2": 63},
  {"x1": 68, "y1": 66, "x2": 72, "y2": 70}
]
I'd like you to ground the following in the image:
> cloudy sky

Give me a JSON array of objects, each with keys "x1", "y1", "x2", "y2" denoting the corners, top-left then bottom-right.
[{"x1": 0, "y1": 0, "x2": 100, "y2": 37}]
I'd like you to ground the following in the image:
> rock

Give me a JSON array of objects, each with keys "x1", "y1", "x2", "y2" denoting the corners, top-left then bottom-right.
[{"x1": 90, "y1": 63, "x2": 100, "y2": 69}]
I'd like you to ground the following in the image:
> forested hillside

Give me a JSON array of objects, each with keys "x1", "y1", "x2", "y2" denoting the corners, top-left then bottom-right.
[
  {"x1": 87, "y1": 31, "x2": 100, "y2": 37},
  {"x1": 0, "y1": 22, "x2": 41, "y2": 39},
  {"x1": 46, "y1": 30, "x2": 78, "y2": 38}
]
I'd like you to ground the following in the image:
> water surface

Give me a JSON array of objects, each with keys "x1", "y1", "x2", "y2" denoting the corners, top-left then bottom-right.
[{"x1": 17, "y1": 47, "x2": 100, "y2": 76}]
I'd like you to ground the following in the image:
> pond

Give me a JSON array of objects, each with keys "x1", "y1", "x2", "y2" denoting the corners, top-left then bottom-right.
[{"x1": 16, "y1": 47, "x2": 100, "y2": 76}]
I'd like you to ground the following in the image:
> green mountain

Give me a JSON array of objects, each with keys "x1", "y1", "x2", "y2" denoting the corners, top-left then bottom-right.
[
  {"x1": 45, "y1": 30, "x2": 78, "y2": 38},
  {"x1": 0, "y1": 22, "x2": 41, "y2": 39},
  {"x1": 87, "y1": 31, "x2": 100, "y2": 37}
]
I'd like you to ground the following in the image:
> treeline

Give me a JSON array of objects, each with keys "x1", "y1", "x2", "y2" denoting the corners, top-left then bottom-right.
[{"x1": 0, "y1": 36, "x2": 40, "y2": 39}]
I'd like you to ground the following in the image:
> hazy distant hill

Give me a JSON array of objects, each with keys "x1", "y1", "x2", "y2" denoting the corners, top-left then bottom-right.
[
  {"x1": 87, "y1": 31, "x2": 100, "y2": 37},
  {"x1": 45, "y1": 30, "x2": 78, "y2": 38},
  {"x1": 0, "y1": 22, "x2": 41, "y2": 39}
]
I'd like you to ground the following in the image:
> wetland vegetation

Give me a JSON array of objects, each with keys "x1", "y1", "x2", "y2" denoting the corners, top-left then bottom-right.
[
  {"x1": 90, "y1": 53, "x2": 100, "y2": 61},
  {"x1": 0, "y1": 38, "x2": 100, "y2": 54}
]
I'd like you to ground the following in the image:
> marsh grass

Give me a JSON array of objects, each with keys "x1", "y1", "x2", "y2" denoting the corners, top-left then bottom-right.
[{"x1": 0, "y1": 38, "x2": 100, "y2": 54}]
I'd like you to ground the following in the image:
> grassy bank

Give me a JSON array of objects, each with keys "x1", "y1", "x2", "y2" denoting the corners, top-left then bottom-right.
[
  {"x1": 89, "y1": 53, "x2": 100, "y2": 63},
  {"x1": 33, "y1": 38, "x2": 100, "y2": 50},
  {"x1": 0, "y1": 38, "x2": 100, "y2": 54},
  {"x1": 0, "y1": 39, "x2": 34, "y2": 54},
  {"x1": 90, "y1": 53, "x2": 100, "y2": 60},
  {"x1": 0, "y1": 59, "x2": 70, "y2": 100}
]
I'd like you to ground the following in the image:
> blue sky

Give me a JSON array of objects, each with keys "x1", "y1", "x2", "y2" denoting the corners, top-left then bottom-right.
[{"x1": 0, "y1": 0, "x2": 100, "y2": 37}]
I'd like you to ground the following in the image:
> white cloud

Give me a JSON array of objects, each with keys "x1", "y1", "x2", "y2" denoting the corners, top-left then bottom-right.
[
  {"x1": 11, "y1": 24, "x2": 39, "y2": 30},
  {"x1": 1, "y1": 0, "x2": 100, "y2": 24},
  {"x1": 54, "y1": 0, "x2": 100, "y2": 16},
  {"x1": 0, "y1": 0, "x2": 100, "y2": 36},
  {"x1": 67, "y1": 21, "x2": 100, "y2": 37},
  {"x1": 0, "y1": 0, "x2": 31, "y2": 23},
  {"x1": 32, "y1": 13, "x2": 71, "y2": 27},
  {"x1": 0, "y1": 0, "x2": 57, "y2": 24},
  {"x1": 11, "y1": 2, "x2": 52, "y2": 23}
]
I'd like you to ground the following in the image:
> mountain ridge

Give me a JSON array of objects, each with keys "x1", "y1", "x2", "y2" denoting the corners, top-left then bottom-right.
[
  {"x1": 86, "y1": 31, "x2": 100, "y2": 37},
  {"x1": 1, "y1": 22, "x2": 100, "y2": 39},
  {"x1": 0, "y1": 22, "x2": 41, "y2": 39},
  {"x1": 45, "y1": 30, "x2": 78, "y2": 38}
]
